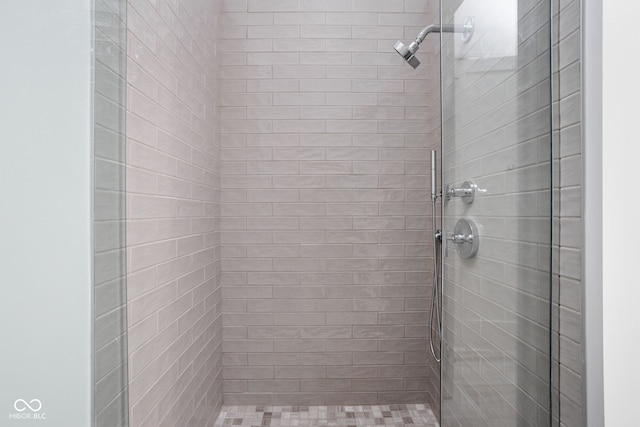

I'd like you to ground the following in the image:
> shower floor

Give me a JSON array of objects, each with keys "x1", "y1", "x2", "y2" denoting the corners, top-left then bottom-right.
[{"x1": 213, "y1": 404, "x2": 439, "y2": 427}]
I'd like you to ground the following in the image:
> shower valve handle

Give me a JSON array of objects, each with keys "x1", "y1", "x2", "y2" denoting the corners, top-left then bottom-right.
[
  {"x1": 447, "y1": 233, "x2": 474, "y2": 244},
  {"x1": 446, "y1": 187, "x2": 473, "y2": 198},
  {"x1": 444, "y1": 219, "x2": 480, "y2": 259},
  {"x1": 445, "y1": 181, "x2": 477, "y2": 204}
]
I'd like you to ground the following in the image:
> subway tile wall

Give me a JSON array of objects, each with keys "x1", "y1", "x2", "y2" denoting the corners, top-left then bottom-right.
[
  {"x1": 94, "y1": 0, "x2": 129, "y2": 425},
  {"x1": 125, "y1": 0, "x2": 223, "y2": 425},
  {"x1": 219, "y1": 0, "x2": 442, "y2": 410},
  {"x1": 118, "y1": 0, "x2": 583, "y2": 423},
  {"x1": 552, "y1": 0, "x2": 583, "y2": 425}
]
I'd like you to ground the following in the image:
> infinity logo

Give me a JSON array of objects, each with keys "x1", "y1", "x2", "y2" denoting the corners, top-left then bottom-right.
[{"x1": 14, "y1": 399, "x2": 42, "y2": 412}]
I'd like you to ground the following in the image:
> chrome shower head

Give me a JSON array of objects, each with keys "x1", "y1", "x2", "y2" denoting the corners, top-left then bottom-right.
[
  {"x1": 394, "y1": 40, "x2": 421, "y2": 69},
  {"x1": 394, "y1": 25, "x2": 439, "y2": 69},
  {"x1": 394, "y1": 22, "x2": 474, "y2": 69}
]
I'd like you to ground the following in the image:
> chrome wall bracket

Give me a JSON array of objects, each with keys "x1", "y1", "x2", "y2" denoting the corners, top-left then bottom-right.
[
  {"x1": 445, "y1": 180, "x2": 477, "y2": 204},
  {"x1": 445, "y1": 218, "x2": 479, "y2": 259},
  {"x1": 462, "y1": 17, "x2": 474, "y2": 43}
]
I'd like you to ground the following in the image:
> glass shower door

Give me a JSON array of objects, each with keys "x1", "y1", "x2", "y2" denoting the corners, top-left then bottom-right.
[{"x1": 439, "y1": 0, "x2": 553, "y2": 426}]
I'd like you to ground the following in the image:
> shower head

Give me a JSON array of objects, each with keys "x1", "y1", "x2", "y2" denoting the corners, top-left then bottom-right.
[
  {"x1": 394, "y1": 40, "x2": 421, "y2": 69},
  {"x1": 394, "y1": 20, "x2": 474, "y2": 69},
  {"x1": 393, "y1": 24, "x2": 439, "y2": 69}
]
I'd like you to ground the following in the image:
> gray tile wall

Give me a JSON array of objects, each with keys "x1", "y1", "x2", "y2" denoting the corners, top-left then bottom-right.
[
  {"x1": 125, "y1": 0, "x2": 223, "y2": 425},
  {"x1": 120, "y1": 0, "x2": 583, "y2": 423},
  {"x1": 219, "y1": 0, "x2": 442, "y2": 408},
  {"x1": 552, "y1": 0, "x2": 583, "y2": 425},
  {"x1": 94, "y1": 0, "x2": 129, "y2": 425},
  {"x1": 439, "y1": 0, "x2": 554, "y2": 425}
]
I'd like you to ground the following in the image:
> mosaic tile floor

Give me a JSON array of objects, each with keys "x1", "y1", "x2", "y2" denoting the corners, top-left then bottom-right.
[{"x1": 214, "y1": 404, "x2": 439, "y2": 427}]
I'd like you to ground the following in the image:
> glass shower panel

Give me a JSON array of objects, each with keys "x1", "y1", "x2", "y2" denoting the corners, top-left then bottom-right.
[
  {"x1": 439, "y1": 0, "x2": 553, "y2": 426},
  {"x1": 93, "y1": 0, "x2": 128, "y2": 425}
]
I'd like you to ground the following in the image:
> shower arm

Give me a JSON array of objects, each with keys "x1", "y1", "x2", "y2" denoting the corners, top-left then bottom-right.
[
  {"x1": 409, "y1": 21, "x2": 474, "y2": 52},
  {"x1": 415, "y1": 24, "x2": 453, "y2": 43}
]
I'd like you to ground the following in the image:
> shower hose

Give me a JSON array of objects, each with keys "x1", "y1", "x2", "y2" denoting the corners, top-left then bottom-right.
[{"x1": 429, "y1": 191, "x2": 442, "y2": 363}]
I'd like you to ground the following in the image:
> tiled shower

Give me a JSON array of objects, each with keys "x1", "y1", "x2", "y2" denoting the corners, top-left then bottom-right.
[
  {"x1": 218, "y1": 0, "x2": 441, "y2": 410},
  {"x1": 95, "y1": 0, "x2": 583, "y2": 425}
]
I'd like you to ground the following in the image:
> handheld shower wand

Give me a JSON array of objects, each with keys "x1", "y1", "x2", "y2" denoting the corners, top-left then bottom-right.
[
  {"x1": 431, "y1": 150, "x2": 437, "y2": 201},
  {"x1": 429, "y1": 150, "x2": 442, "y2": 363}
]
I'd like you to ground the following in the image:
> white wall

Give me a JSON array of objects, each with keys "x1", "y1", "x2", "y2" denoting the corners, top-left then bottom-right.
[
  {"x1": 0, "y1": 1, "x2": 93, "y2": 425},
  {"x1": 602, "y1": 0, "x2": 640, "y2": 424}
]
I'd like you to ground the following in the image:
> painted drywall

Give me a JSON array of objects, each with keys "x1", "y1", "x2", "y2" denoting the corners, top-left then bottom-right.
[
  {"x1": 601, "y1": 0, "x2": 640, "y2": 425},
  {"x1": 582, "y1": 0, "x2": 604, "y2": 425},
  {"x1": 0, "y1": 1, "x2": 93, "y2": 426}
]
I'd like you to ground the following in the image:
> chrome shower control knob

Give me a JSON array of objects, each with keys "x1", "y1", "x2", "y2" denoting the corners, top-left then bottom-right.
[
  {"x1": 445, "y1": 180, "x2": 477, "y2": 204},
  {"x1": 447, "y1": 219, "x2": 479, "y2": 259},
  {"x1": 448, "y1": 233, "x2": 474, "y2": 244}
]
